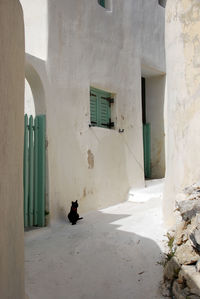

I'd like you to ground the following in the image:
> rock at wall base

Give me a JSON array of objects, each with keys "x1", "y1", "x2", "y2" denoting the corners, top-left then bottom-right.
[
  {"x1": 164, "y1": 257, "x2": 181, "y2": 281},
  {"x1": 179, "y1": 265, "x2": 200, "y2": 297},
  {"x1": 172, "y1": 280, "x2": 190, "y2": 299},
  {"x1": 175, "y1": 240, "x2": 200, "y2": 265}
]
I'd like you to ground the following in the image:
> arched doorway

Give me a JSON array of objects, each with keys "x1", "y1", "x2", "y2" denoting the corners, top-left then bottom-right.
[
  {"x1": 24, "y1": 78, "x2": 35, "y2": 117},
  {"x1": 24, "y1": 61, "x2": 49, "y2": 228}
]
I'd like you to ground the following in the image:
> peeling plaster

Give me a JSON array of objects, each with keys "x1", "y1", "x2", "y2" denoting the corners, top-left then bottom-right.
[{"x1": 87, "y1": 149, "x2": 94, "y2": 169}]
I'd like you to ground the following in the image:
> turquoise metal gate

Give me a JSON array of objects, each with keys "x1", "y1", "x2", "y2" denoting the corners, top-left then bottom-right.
[{"x1": 23, "y1": 114, "x2": 46, "y2": 228}]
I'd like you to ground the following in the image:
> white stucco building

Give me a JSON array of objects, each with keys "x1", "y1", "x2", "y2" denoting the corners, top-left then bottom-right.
[
  {"x1": 20, "y1": 0, "x2": 166, "y2": 223},
  {"x1": 0, "y1": 0, "x2": 168, "y2": 297}
]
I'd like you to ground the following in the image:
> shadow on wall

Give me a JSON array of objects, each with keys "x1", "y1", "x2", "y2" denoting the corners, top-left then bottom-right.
[
  {"x1": 25, "y1": 58, "x2": 46, "y2": 115},
  {"x1": 146, "y1": 75, "x2": 166, "y2": 179},
  {"x1": 25, "y1": 210, "x2": 165, "y2": 299}
]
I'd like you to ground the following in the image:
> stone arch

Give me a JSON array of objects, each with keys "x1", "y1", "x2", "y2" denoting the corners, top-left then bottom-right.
[{"x1": 25, "y1": 61, "x2": 46, "y2": 115}]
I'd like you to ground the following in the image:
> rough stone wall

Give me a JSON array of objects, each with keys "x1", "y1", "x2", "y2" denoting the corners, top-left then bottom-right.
[
  {"x1": 163, "y1": 183, "x2": 200, "y2": 298},
  {"x1": 164, "y1": 0, "x2": 200, "y2": 225},
  {"x1": 0, "y1": 1, "x2": 25, "y2": 298}
]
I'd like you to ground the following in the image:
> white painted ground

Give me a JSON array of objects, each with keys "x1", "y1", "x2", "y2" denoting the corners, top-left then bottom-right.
[{"x1": 25, "y1": 180, "x2": 167, "y2": 299}]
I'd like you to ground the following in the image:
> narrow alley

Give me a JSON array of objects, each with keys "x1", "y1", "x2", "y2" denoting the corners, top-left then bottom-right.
[
  {"x1": 2, "y1": 2, "x2": 200, "y2": 298},
  {"x1": 25, "y1": 181, "x2": 167, "y2": 299}
]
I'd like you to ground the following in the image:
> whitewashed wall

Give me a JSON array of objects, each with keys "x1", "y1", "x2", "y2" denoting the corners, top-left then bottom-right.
[
  {"x1": 0, "y1": 1, "x2": 25, "y2": 298},
  {"x1": 20, "y1": 0, "x2": 165, "y2": 221}
]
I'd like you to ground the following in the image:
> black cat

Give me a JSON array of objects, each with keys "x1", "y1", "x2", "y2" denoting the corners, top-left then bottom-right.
[{"x1": 68, "y1": 200, "x2": 83, "y2": 225}]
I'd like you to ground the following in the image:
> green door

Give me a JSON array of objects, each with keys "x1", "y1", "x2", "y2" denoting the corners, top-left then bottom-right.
[
  {"x1": 143, "y1": 123, "x2": 151, "y2": 179},
  {"x1": 23, "y1": 114, "x2": 46, "y2": 228},
  {"x1": 141, "y1": 77, "x2": 151, "y2": 179}
]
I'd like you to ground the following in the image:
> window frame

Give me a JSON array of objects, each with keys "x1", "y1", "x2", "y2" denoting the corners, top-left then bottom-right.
[{"x1": 90, "y1": 87, "x2": 114, "y2": 129}]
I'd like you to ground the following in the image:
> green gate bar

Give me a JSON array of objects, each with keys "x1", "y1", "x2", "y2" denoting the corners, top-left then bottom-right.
[
  {"x1": 37, "y1": 115, "x2": 46, "y2": 227},
  {"x1": 34, "y1": 117, "x2": 38, "y2": 225},
  {"x1": 28, "y1": 116, "x2": 34, "y2": 226},
  {"x1": 23, "y1": 114, "x2": 29, "y2": 227}
]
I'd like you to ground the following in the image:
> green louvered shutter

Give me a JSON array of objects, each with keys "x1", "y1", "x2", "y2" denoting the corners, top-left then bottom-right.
[
  {"x1": 99, "y1": 96, "x2": 110, "y2": 128},
  {"x1": 143, "y1": 123, "x2": 151, "y2": 179},
  {"x1": 90, "y1": 87, "x2": 113, "y2": 128},
  {"x1": 90, "y1": 92, "x2": 98, "y2": 126}
]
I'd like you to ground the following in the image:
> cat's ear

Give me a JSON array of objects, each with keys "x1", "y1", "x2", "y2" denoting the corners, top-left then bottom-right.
[
  {"x1": 75, "y1": 200, "x2": 77, "y2": 203},
  {"x1": 72, "y1": 201, "x2": 73, "y2": 204}
]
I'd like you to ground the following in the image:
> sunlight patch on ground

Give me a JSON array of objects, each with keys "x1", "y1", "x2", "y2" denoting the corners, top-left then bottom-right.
[{"x1": 100, "y1": 179, "x2": 167, "y2": 250}]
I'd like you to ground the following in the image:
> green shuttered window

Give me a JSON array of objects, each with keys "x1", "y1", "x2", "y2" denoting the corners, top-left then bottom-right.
[
  {"x1": 98, "y1": 0, "x2": 105, "y2": 8},
  {"x1": 90, "y1": 87, "x2": 114, "y2": 129}
]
